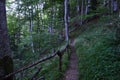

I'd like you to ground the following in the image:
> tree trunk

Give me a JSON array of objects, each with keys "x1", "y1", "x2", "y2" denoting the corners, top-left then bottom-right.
[
  {"x1": 113, "y1": 0, "x2": 118, "y2": 12},
  {"x1": 77, "y1": 0, "x2": 80, "y2": 15},
  {"x1": 81, "y1": 0, "x2": 84, "y2": 25},
  {"x1": 85, "y1": 0, "x2": 91, "y2": 14},
  {"x1": 64, "y1": 0, "x2": 69, "y2": 41},
  {"x1": 29, "y1": 6, "x2": 35, "y2": 54},
  {"x1": 0, "y1": 0, "x2": 13, "y2": 80},
  {"x1": 36, "y1": 4, "x2": 40, "y2": 33}
]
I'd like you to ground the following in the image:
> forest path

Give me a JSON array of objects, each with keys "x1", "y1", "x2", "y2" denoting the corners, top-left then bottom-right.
[{"x1": 63, "y1": 39, "x2": 79, "y2": 80}]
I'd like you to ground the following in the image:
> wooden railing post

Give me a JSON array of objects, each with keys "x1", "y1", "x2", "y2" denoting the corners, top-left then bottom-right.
[
  {"x1": 57, "y1": 51, "x2": 63, "y2": 72},
  {"x1": 67, "y1": 44, "x2": 70, "y2": 59}
]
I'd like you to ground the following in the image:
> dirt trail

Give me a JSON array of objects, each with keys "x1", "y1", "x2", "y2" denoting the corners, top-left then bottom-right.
[{"x1": 63, "y1": 39, "x2": 79, "y2": 80}]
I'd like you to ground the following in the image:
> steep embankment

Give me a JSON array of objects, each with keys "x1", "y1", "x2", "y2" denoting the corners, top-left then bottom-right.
[{"x1": 74, "y1": 15, "x2": 120, "y2": 80}]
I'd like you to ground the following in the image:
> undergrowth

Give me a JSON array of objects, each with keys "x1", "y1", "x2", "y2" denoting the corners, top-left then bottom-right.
[
  {"x1": 75, "y1": 15, "x2": 120, "y2": 80},
  {"x1": 15, "y1": 50, "x2": 69, "y2": 80}
]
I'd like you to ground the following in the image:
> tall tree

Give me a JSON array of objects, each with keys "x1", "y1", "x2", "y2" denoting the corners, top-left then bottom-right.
[{"x1": 0, "y1": 0, "x2": 13, "y2": 80}]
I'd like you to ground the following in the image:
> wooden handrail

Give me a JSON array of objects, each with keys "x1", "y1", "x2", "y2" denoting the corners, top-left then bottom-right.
[{"x1": 1, "y1": 44, "x2": 70, "y2": 79}]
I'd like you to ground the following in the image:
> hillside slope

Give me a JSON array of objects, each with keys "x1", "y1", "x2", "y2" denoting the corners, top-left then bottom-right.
[{"x1": 74, "y1": 15, "x2": 120, "y2": 80}]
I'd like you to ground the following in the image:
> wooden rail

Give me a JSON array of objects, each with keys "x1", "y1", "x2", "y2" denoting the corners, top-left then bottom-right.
[{"x1": 1, "y1": 43, "x2": 71, "y2": 80}]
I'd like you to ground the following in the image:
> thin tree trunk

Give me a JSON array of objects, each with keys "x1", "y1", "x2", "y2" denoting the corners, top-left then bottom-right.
[
  {"x1": 29, "y1": 6, "x2": 35, "y2": 54},
  {"x1": 81, "y1": 0, "x2": 84, "y2": 25},
  {"x1": 111, "y1": 0, "x2": 113, "y2": 14},
  {"x1": 77, "y1": 0, "x2": 80, "y2": 15},
  {"x1": 36, "y1": 4, "x2": 40, "y2": 33},
  {"x1": 113, "y1": 0, "x2": 118, "y2": 12},
  {"x1": 64, "y1": 0, "x2": 69, "y2": 41},
  {"x1": 85, "y1": 0, "x2": 91, "y2": 15},
  {"x1": 49, "y1": 4, "x2": 54, "y2": 34},
  {"x1": 40, "y1": 9, "x2": 44, "y2": 30}
]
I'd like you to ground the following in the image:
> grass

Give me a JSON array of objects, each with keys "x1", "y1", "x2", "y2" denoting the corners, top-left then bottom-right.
[{"x1": 74, "y1": 15, "x2": 120, "y2": 80}]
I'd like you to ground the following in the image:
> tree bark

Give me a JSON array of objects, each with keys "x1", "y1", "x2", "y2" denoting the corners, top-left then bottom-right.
[{"x1": 0, "y1": 0, "x2": 13, "y2": 80}]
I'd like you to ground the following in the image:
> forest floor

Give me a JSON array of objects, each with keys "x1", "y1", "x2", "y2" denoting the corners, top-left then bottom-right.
[{"x1": 63, "y1": 39, "x2": 79, "y2": 80}]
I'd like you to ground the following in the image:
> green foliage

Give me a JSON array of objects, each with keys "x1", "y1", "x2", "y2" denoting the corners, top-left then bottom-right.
[
  {"x1": 96, "y1": 6, "x2": 108, "y2": 14},
  {"x1": 91, "y1": 0, "x2": 98, "y2": 10},
  {"x1": 39, "y1": 53, "x2": 69, "y2": 80},
  {"x1": 75, "y1": 16, "x2": 120, "y2": 80},
  {"x1": 16, "y1": 51, "x2": 69, "y2": 80},
  {"x1": 6, "y1": 0, "x2": 120, "y2": 79}
]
